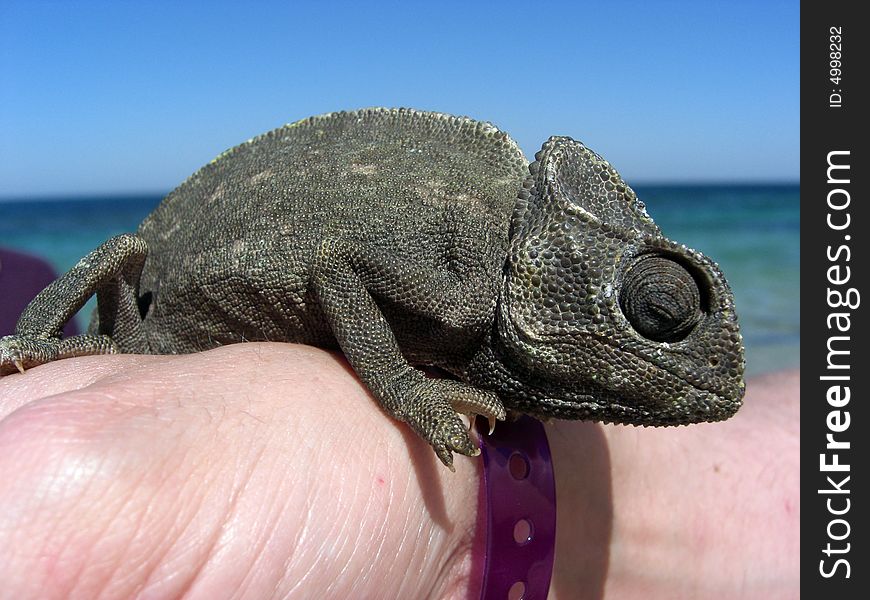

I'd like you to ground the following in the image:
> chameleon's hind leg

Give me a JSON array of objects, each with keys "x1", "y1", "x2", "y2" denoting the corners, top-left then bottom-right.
[{"x1": 0, "y1": 234, "x2": 149, "y2": 376}]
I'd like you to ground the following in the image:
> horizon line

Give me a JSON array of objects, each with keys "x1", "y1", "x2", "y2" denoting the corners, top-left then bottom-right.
[{"x1": 0, "y1": 180, "x2": 801, "y2": 203}]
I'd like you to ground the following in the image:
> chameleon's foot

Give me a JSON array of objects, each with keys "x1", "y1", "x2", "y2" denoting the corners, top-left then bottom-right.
[
  {"x1": 404, "y1": 378, "x2": 506, "y2": 470},
  {"x1": 0, "y1": 335, "x2": 60, "y2": 376},
  {"x1": 0, "y1": 334, "x2": 119, "y2": 376}
]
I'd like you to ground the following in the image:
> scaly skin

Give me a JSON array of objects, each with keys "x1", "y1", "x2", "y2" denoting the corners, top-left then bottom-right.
[{"x1": 0, "y1": 108, "x2": 745, "y2": 467}]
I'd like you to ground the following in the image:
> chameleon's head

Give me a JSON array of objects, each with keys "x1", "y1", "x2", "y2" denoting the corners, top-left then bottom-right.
[{"x1": 498, "y1": 137, "x2": 745, "y2": 425}]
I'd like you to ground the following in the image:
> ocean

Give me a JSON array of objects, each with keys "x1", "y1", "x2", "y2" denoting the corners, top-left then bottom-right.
[{"x1": 0, "y1": 184, "x2": 799, "y2": 376}]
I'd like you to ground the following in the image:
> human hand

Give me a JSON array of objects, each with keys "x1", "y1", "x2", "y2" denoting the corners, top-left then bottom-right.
[{"x1": 0, "y1": 344, "x2": 798, "y2": 599}]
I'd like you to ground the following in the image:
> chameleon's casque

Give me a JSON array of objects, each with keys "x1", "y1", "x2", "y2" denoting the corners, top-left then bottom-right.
[{"x1": 0, "y1": 108, "x2": 745, "y2": 467}]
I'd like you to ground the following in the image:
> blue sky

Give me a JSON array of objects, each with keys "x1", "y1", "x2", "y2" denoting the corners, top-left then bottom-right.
[{"x1": 0, "y1": 1, "x2": 799, "y2": 197}]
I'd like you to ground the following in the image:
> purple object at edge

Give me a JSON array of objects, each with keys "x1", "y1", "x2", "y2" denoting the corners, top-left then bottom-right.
[{"x1": 0, "y1": 247, "x2": 80, "y2": 338}]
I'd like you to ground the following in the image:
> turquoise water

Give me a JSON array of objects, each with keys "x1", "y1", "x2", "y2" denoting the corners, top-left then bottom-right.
[{"x1": 0, "y1": 185, "x2": 799, "y2": 375}]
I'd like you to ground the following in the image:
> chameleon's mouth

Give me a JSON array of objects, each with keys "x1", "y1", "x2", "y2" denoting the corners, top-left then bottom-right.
[
  {"x1": 493, "y1": 333, "x2": 745, "y2": 426},
  {"x1": 575, "y1": 327, "x2": 746, "y2": 425},
  {"x1": 534, "y1": 382, "x2": 743, "y2": 426}
]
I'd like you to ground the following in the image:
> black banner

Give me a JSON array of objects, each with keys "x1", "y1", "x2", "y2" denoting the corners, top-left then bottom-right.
[{"x1": 802, "y1": 2, "x2": 867, "y2": 595}]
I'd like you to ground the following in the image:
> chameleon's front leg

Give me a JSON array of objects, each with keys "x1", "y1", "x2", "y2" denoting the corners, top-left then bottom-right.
[
  {"x1": 0, "y1": 234, "x2": 149, "y2": 376},
  {"x1": 312, "y1": 239, "x2": 505, "y2": 469}
]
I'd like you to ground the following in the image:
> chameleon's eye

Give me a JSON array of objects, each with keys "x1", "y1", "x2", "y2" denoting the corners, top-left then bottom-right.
[{"x1": 619, "y1": 254, "x2": 702, "y2": 342}]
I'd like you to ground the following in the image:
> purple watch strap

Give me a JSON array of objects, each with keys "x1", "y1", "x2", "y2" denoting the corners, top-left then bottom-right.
[{"x1": 479, "y1": 415, "x2": 556, "y2": 600}]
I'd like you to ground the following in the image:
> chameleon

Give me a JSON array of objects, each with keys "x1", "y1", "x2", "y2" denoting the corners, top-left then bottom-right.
[{"x1": 0, "y1": 108, "x2": 745, "y2": 469}]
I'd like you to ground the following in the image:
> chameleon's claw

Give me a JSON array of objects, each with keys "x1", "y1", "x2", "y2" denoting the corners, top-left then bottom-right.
[
  {"x1": 13, "y1": 359, "x2": 25, "y2": 375},
  {"x1": 467, "y1": 413, "x2": 497, "y2": 435},
  {"x1": 464, "y1": 412, "x2": 498, "y2": 440}
]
